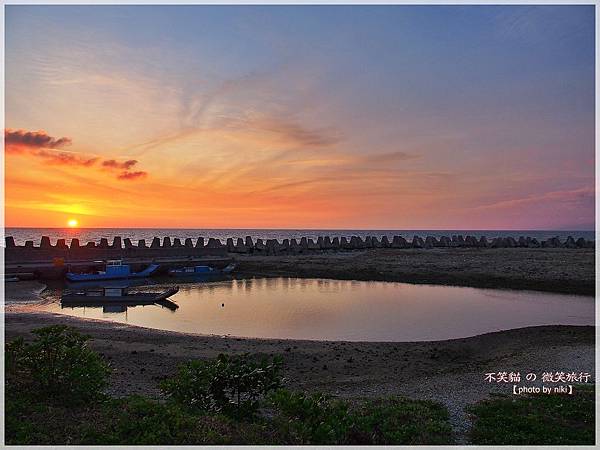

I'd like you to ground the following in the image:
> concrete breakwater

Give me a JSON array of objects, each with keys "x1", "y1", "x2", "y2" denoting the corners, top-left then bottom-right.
[{"x1": 4, "y1": 234, "x2": 594, "y2": 263}]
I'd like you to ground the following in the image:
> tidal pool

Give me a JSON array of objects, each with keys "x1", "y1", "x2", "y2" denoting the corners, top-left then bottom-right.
[{"x1": 40, "y1": 277, "x2": 594, "y2": 342}]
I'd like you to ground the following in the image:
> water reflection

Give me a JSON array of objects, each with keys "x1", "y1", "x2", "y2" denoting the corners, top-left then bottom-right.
[
  {"x1": 41, "y1": 277, "x2": 595, "y2": 342},
  {"x1": 103, "y1": 304, "x2": 127, "y2": 314},
  {"x1": 60, "y1": 298, "x2": 179, "y2": 314}
]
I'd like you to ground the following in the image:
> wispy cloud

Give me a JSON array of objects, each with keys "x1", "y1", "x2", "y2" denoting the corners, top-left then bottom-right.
[
  {"x1": 219, "y1": 115, "x2": 342, "y2": 148},
  {"x1": 117, "y1": 170, "x2": 148, "y2": 180},
  {"x1": 33, "y1": 149, "x2": 99, "y2": 166},
  {"x1": 366, "y1": 150, "x2": 420, "y2": 163},
  {"x1": 470, "y1": 186, "x2": 595, "y2": 211}
]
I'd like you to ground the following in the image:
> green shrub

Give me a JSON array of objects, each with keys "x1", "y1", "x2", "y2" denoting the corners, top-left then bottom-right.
[
  {"x1": 5, "y1": 337, "x2": 28, "y2": 389},
  {"x1": 5, "y1": 325, "x2": 110, "y2": 404},
  {"x1": 161, "y1": 353, "x2": 283, "y2": 419},
  {"x1": 6, "y1": 394, "x2": 275, "y2": 445},
  {"x1": 468, "y1": 386, "x2": 595, "y2": 445},
  {"x1": 81, "y1": 396, "x2": 272, "y2": 445},
  {"x1": 348, "y1": 397, "x2": 454, "y2": 444},
  {"x1": 269, "y1": 390, "x2": 454, "y2": 445},
  {"x1": 268, "y1": 389, "x2": 352, "y2": 444}
]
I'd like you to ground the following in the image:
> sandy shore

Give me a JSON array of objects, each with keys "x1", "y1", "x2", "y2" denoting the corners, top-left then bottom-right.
[{"x1": 234, "y1": 248, "x2": 595, "y2": 295}]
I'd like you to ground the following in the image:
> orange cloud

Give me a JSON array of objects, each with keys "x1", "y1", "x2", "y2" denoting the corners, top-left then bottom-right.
[
  {"x1": 117, "y1": 170, "x2": 148, "y2": 180},
  {"x1": 102, "y1": 159, "x2": 138, "y2": 169},
  {"x1": 33, "y1": 149, "x2": 99, "y2": 166},
  {"x1": 5, "y1": 128, "x2": 148, "y2": 180}
]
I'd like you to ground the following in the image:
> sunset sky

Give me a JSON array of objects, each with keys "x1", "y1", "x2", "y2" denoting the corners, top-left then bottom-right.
[{"x1": 4, "y1": 5, "x2": 595, "y2": 229}]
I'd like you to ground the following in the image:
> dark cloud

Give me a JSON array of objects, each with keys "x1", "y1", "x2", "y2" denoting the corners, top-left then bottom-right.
[
  {"x1": 5, "y1": 129, "x2": 72, "y2": 150},
  {"x1": 117, "y1": 170, "x2": 148, "y2": 180},
  {"x1": 102, "y1": 159, "x2": 138, "y2": 170}
]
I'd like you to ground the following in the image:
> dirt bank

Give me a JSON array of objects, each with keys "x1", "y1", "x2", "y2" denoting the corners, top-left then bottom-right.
[{"x1": 233, "y1": 248, "x2": 595, "y2": 295}]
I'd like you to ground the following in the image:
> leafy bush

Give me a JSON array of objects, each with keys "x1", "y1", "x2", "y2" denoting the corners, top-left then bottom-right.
[
  {"x1": 82, "y1": 396, "x2": 273, "y2": 445},
  {"x1": 161, "y1": 353, "x2": 283, "y2": 419},
  {"x1": 5, "y1": 337, "x2": 27, "y2": 388},
  {"x1": 6, "y1": 394, "x2": 276, "y2": 445},
  {"x1": 468, "y1": 386, "x2": 595, "y2": 445},
  {"x1": 268, "y1": 389, "x2": 352, "y2": 444},
  {"x1": 269, "y1": 390, "x2": 454, "y2": 445},
  {"x1": 5, "y1": 325, "x2": 110, "y2": 404}
]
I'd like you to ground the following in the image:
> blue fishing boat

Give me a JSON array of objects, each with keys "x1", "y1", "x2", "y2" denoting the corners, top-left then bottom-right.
[
  {"x1": 168, "y1": 263, "x2": 236, "y2": 277},
  {"x1": 66, "y1": 260, "x2": 159, "y2": 282}
]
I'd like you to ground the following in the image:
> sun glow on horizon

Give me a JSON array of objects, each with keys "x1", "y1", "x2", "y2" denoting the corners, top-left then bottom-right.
[{"x1": 67, "y1": 218, "x2": 79, "y2": 228}]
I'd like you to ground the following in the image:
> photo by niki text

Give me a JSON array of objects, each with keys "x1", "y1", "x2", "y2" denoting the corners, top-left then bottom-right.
[{"x1": 484, "y1": 371, "x2": 593, "y2": 395}]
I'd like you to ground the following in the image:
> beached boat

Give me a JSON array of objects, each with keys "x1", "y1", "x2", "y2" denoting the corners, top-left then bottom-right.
[
  {"x1": 66, "y1": 259, "x2": 159, "y2": 282},
  {"x1": 168, "y1": 263, "x2": 236, "y2": 277},
  {"x1": 61, "y1": 285, "x2": 179, "y2": 309}
]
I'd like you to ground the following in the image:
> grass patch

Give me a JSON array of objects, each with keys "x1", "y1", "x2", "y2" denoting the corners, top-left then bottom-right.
[
  {"x1": 6, "y1": 390, "x2": 276, "y2": 445},
  {"x1": 6, "y1": 387, "x2": 454, "y2": 445},
  {"x1": 468, "y1": 385, "x2": 595, "y2": 445}
]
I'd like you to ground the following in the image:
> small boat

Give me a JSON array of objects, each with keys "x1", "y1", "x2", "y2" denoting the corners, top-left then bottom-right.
[
  {"x1": 66, "y1": 260, "x2": 159, "y2": 282},
  {"x1": 61, "y1": 285, "x2": 179, "y2": 309},
  {"x1": 168, "y1": 263, "x2": 236, "y2": 277},
  {"x1": 168, "y1": 265, "x2": 216, "y2": 276}
]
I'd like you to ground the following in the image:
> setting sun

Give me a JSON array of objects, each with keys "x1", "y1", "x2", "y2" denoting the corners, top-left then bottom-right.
[{"x1": 67, "y1": 218, "x2": 79, "y2": 228}]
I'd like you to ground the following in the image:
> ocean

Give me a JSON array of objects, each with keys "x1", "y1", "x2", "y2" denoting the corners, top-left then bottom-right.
[{"x1": 3, "y1": 228, "x2": 595, "y2": 246}]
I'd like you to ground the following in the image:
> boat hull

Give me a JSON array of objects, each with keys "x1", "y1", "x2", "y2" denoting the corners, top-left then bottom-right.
[
  {"x1": 66, "y1": 263, "x2": 160, "y2": 282},
  {"x1": 60, "y1": 297, "x2": 179, "y2": 311},
  {"x1": 61, "y1": 286, "x2": 179, "y2": 305},
  {"x1": 168, "y1": 263, "x2": 235, "y2": 277}
]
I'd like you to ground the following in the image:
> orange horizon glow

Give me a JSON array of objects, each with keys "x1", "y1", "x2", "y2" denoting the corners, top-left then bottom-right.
[{"x1": 3, "y1": 125, "x2": 596, "y2": 230}]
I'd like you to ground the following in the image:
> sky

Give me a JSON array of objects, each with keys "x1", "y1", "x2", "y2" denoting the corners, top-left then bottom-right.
[{"x1": 4, "y1": 5, "x2": 595, "y2": 229}]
